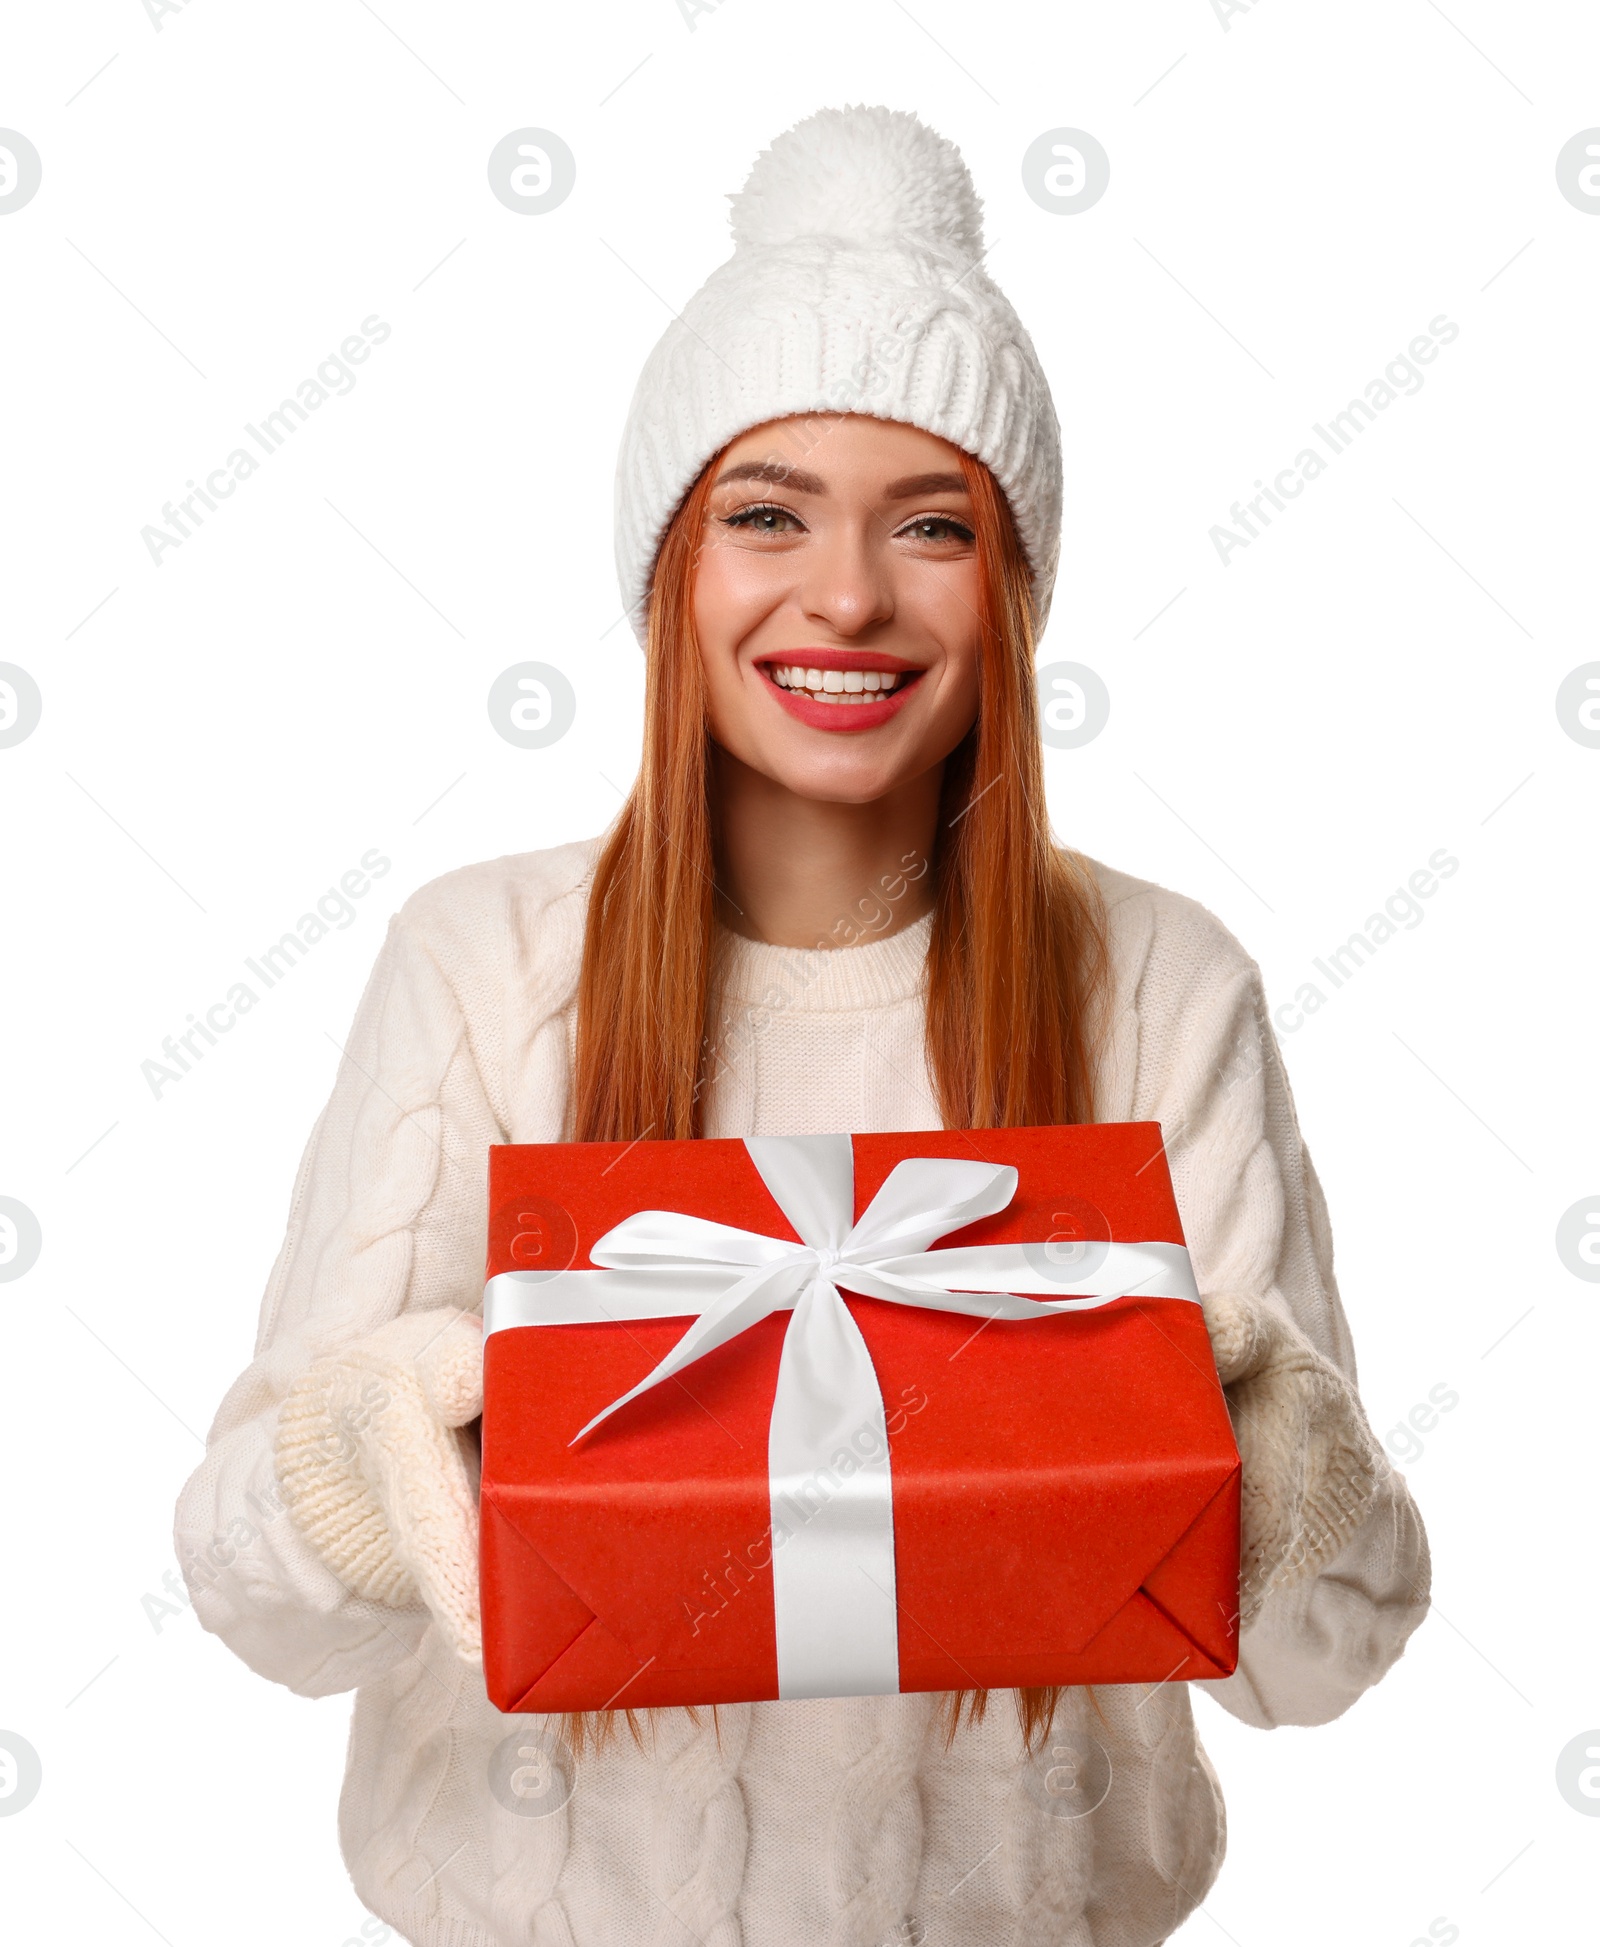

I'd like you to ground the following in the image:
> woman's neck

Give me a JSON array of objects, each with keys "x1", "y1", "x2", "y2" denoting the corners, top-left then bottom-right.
[{"x1": 711, "y1": 747, "x2": 941, "y2": 950}]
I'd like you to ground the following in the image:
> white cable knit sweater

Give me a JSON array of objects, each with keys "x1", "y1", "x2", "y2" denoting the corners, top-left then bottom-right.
[{"x1": 176, "y1": 840, "x2": 1429, "y2": 1947}]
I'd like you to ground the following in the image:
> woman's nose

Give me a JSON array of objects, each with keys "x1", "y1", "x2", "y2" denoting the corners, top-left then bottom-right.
[{"x1": 797, "y1": 523, "x2": 895, "y2": 637}]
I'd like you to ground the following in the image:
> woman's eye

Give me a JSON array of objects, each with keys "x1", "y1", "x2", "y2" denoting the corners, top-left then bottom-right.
[
  {"x1": 724, "y1": 503, "x2": 803, "y2": 535},
  {"x1": 899, "y1": 515, "x2": 975, "y2": 545}
]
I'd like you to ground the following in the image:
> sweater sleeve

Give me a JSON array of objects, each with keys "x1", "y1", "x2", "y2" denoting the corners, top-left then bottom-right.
[
  {"x1": 172, "y1": 904, "x2": 503, "y2": 1698},
  {"x1": 1124, "y1": 893, "x2": 1431, "y2": 1729}
]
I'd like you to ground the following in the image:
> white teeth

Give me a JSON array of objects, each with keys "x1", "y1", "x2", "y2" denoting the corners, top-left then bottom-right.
[{"x1": 768, "y1": 665, "x2": 907, "y2": 700}]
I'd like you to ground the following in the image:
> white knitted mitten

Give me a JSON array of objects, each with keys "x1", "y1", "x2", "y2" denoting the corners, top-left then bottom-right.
[
  {"x1": 274, "y1": 1307, "x2": 484, "y2": 1662},
  {"x1": 1201, "y1": 1289, "x2": 1386, "y2": 1627}
]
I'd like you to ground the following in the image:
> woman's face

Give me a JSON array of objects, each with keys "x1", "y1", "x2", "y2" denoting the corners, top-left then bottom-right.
[{"x1": 691, "y1": 414, "x2": 983, "y2": 805}]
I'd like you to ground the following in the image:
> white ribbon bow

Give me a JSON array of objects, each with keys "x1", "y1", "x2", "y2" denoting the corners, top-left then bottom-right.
[{"x1": 484, "y1": 1133, "x2": 1199, "y2": 1701}]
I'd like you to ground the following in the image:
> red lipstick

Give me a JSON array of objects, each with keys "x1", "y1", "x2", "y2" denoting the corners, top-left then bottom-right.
[{"x1": 755, "y1": 649, "x2": 926, "y2": 734}]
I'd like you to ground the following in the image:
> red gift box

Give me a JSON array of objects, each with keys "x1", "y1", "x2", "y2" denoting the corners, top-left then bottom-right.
[{"x1": 480, "y1": 1123, "x2": 1240, "y2": 1713}]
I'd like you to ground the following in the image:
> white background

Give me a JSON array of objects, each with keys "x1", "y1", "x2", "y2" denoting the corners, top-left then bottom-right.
[{"x1": 2, "y1": 1, "x2": 1597, "y2": 1941}]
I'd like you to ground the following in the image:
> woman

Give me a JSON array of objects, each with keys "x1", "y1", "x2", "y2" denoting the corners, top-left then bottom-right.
[{"x1": 178, "y1": 105, "x2": 1429, "y2": 1946}]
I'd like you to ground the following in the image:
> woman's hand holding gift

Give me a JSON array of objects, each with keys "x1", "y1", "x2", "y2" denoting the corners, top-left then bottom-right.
[
  {"x1": 274, "y1": 1308, "x2": 485, "y2": 1663},
  {"x1": 1201, "y1": 1289, "x2": 1387, "y2": 1627}
]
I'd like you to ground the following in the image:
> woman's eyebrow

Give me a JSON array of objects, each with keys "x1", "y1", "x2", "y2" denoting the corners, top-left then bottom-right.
[
  {"x1": 714, "y1": 460, "x2": 827, "y2": 493},
  {"x1": 882, "y1": 470, "x2": 970, "y2": 499}
]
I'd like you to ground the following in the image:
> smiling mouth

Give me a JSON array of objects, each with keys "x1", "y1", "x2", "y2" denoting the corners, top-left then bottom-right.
[{"x1": 761, "y1": 661, "x2": 923, "y2": 706}]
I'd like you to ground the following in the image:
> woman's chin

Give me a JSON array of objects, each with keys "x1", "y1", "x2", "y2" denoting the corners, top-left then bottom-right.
[{"x1": 753, "y1": 747, "x2": 921, "y2": 807}]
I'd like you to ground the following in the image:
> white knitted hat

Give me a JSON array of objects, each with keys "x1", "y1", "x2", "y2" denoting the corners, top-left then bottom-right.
[{"x1": 613, "y1": 104, "x2": 1063, "y2": 643}]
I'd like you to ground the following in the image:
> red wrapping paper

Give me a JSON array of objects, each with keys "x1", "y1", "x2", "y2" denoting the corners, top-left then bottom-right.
[{"x1": 480, "y1": 1121, "x2": 1240, "y2": 1712}]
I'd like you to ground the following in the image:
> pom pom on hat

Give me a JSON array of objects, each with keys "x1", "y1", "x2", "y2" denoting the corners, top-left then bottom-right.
[
  {"x1": 614, "y1": 104, "x2": 1062, "y2": 643},
  {"x1": 728, "y1": 103, "x2": 985, "y2": 256}
]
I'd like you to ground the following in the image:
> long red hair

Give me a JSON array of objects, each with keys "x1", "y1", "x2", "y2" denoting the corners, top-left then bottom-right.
[{"x1": 569, "y1": 432, "x2": 1109, "y2": 1755}]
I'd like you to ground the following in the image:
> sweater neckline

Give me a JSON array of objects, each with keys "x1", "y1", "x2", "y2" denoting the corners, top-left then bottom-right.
[{"x1": 717, "y1": 909, "x2": 932, "y2": 1011}]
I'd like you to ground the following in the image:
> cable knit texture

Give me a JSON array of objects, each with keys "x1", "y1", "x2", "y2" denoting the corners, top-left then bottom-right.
[
  {"x1": 176, "y1": 839, "x2": 1430, "y2": 1946},
  {"x1": 613, "y1": 105, "x2": 1064, "y2": 640},
  {"x1": 648, "y1": 1705, "x2": 752, "y2": 1946}
]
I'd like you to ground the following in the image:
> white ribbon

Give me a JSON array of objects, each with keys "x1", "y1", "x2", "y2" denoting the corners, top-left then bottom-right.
[{"x1": 483, "y1": 1133, "x2": 1200, "y2": 1701}]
